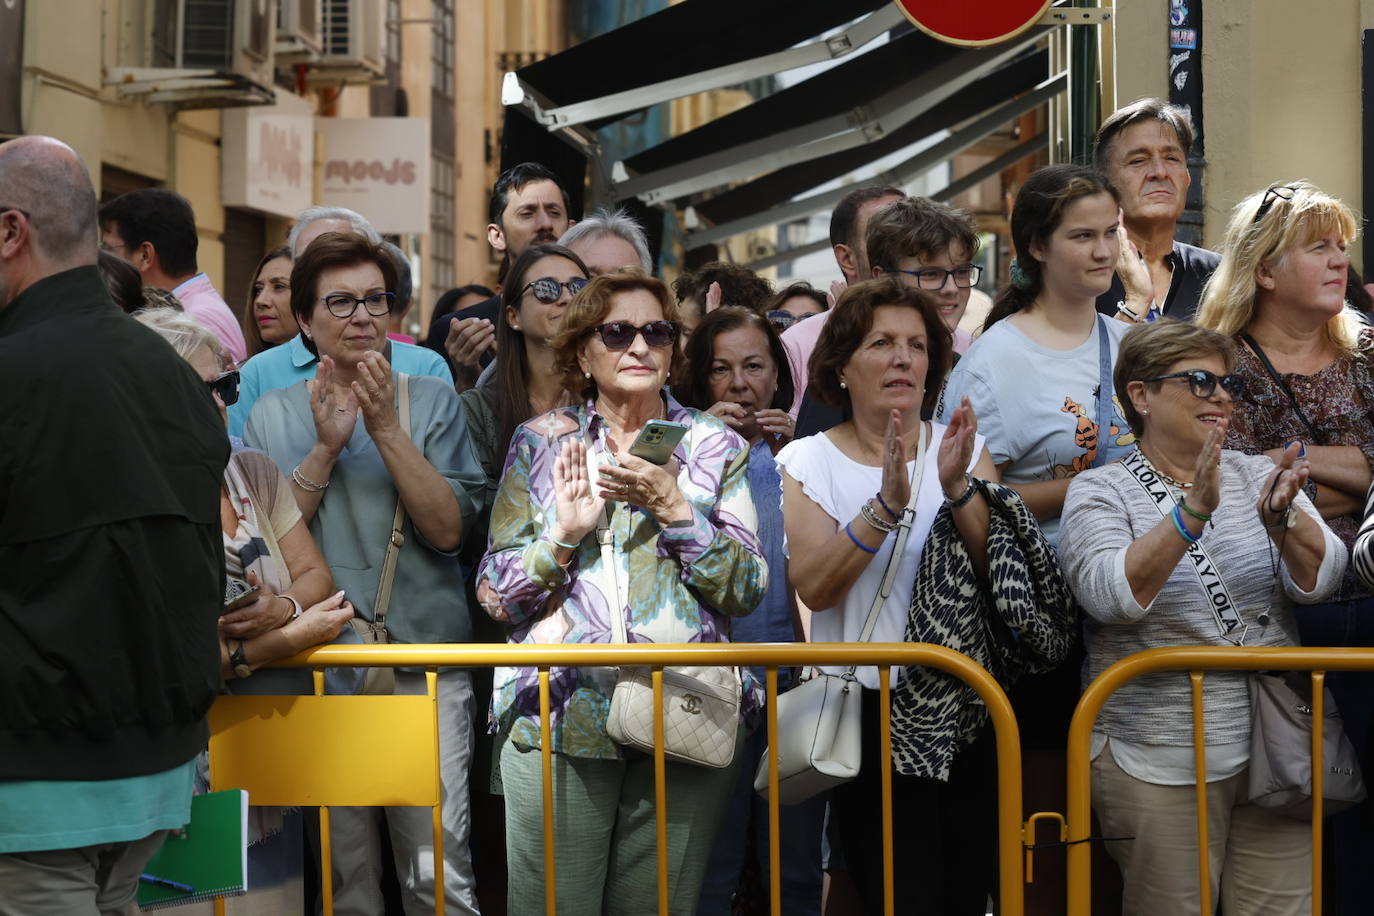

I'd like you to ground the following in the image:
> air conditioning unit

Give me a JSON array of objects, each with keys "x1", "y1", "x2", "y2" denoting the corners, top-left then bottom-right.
[
  {"x1": 308, "y1": 0, "x2": 385, "y2": 84},
  {"x1": 106, "y1": 0, "x2": 276, "y2": 108},
  {"x1": 276, "y1": 0, "x2": 321, "y2": 62},
  {"x1": 179, "y1": 0, "x2": 276, "y2": 88}
]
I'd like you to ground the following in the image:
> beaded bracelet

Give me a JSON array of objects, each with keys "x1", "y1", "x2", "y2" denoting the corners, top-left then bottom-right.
[
  {"x1": 1170, "y1": 504, "x2": 1202, "y2": 544},
  {"x1": 859, "y1": 501, "x2": 897, "y2": 533},
  {"x1": 844, "y1": 521, "x2": 878, "y2": 554},
  {"x1": 873, "y1": 492, "x2": 900, "y2": 522}
]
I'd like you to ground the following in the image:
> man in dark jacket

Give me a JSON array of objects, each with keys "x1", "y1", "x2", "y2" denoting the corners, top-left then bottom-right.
[{"x1": 0, "y1": 136, "x2": 227, "y2": 914}]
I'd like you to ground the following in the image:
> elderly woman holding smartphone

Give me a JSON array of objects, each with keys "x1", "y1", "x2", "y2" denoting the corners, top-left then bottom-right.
[{"x1": 478, "y1": 269, "x2": 768, "y2": 915}]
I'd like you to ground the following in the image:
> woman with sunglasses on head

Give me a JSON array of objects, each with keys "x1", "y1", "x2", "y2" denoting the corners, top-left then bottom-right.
[
  {"x1": 478, "y1": 270, "x2": 767, "y2": 915},
  {"x1": 242, "y1": 232, "x2": 487, "y2": 915},
  {"x1": 1060, "y1": 320, "x2": 1343, "y2": 914},
  {"x1": 134, "y1": 308, "x2": 350, "y2": 912},
  {"x1": 1196, "y1": 181, "x2": 1374, "y2": 910}
]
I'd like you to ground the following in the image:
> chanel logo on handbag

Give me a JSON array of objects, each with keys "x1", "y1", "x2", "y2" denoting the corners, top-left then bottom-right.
[{"x1": 680, "y1": 695, "x2": 703, "y2": 715}]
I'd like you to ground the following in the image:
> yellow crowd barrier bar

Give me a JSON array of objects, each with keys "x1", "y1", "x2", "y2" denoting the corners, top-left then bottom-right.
[
  {"x1": 251, "y1": 641, "x2": 1023, "y2": 916},
  {"x1": 1066, "y1": 646, "x2": 1374, "y2": 916}
]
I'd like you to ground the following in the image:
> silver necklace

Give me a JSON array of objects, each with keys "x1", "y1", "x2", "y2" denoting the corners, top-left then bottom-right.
[{"x1": 1137, "y1": 447, "x2": 1194, "y2": 489}]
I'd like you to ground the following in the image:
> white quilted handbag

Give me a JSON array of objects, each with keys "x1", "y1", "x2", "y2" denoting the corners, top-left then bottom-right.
[{"x1": 590, "y1": 449, "x2": 740, "y2": 768}]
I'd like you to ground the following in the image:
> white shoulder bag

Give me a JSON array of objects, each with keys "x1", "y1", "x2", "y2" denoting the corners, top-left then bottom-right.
[
  {"x1": 590, "y1": 445, "x2": 741, "y2": 768},
  {"x1": 753, "y1": 422, "x2": 927, "y2": 804}
]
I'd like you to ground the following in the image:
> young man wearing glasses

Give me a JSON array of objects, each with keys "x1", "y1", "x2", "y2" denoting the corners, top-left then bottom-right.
[{"x1": 1092, "y1": 97, "x2": 1221, "y2": 323}]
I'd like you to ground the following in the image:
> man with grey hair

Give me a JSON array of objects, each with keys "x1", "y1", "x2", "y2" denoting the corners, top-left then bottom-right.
[
  {"x1": 1092, "y1": 97, "x2": 1220, "y2": 322},
  {"x1": 0, "y1": 136, "x2": 227, "y2": 914},
  {"x1": 288, "y1": 205, "x2": 382, "y2": 258},
  {"x1": 227, "y1": 209, "x2": 450, "y2": 438},
  {"x1": 558, "y1": 207, "x2": 653, "y2": 275}
]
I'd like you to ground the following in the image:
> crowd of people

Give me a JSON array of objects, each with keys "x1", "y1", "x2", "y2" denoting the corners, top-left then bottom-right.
[{"x1": 4, "y1": 93, "x2": 1374, "y2": 916}]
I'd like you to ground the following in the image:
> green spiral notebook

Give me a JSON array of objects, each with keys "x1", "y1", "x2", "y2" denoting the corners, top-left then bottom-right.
[{"x1": 136, "y1": 789, "x2": 249, "y2": 910}]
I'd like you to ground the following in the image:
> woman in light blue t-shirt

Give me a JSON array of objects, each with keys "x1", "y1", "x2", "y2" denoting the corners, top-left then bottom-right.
[{"x1": 936, "y1": 166, "x2": 1145, "y2": 915}]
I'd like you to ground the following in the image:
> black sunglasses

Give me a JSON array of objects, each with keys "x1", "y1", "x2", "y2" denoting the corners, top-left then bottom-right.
[
  {"x1": 522, "y1": 276, "x2": 589, "y2": 304},
  {"x1": 207, "y1": 369, "x2": 240, "y2": 406},
  {"x1": 1139, "y1": 369, "x2": 1247, "y2": 400},
  {"x1": 1252, "y1": 186, "x2": 1297, "y2": 224},
  {"x1": 589, "y1": 320, "x2": 679, "y2": 350}
]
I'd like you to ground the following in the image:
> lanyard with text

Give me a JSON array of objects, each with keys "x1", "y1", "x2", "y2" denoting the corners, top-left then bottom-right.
[{"x1": 1119, "y1": 449, "x2": 1249, "y2": 645}]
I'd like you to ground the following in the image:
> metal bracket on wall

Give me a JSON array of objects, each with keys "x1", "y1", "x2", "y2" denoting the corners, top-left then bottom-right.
[{"x1": 1039, "y1": 8, "x2": 1112, "y2": 24}]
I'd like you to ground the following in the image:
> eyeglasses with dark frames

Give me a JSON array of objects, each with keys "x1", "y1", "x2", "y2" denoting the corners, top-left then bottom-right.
[
  {"x1": 1252, "y1": 186, "x2": 1297, "y2": 224},
  {"x1": 1139, "y1": 369, "x2": 1247, "y2": 400},
  {"x1": 522, "y1": 276, "x2": 589, "y2": 304},
  {"x1": 883, "y1": 264, "x2": 983, "y2": 290},
  {"x1": 588, "y1": 320, "x2": 679, "y2": 350},
  {"x1": 320, "y1": 292, "x2": 395, "y2": 319},
  {"x1": 206, "y1": 369, "x2": 241, "y2": 406}
]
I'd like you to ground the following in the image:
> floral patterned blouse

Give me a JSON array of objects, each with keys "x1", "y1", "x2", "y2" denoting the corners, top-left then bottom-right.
[
  {"x1": 1226, "y1": 328, "x2": 1374, "y2": 597},
  {"x1": 477, "y1": 395, "x2": 767, "y2": 759}
]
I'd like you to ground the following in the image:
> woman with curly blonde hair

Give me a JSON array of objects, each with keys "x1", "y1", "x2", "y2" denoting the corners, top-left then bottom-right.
[{"x1": 1196, "y1": 180, "x2": 1374, "y2": 912}]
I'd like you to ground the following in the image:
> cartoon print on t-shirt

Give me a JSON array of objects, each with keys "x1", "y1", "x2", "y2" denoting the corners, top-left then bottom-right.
[{"x1": 1056, "y1": 394, "x2": 1136, "y2": 475}]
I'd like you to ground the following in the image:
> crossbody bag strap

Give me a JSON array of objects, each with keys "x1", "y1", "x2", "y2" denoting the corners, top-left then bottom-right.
[
  {"x1": 844, "y1": 422, "x2": 929, "y2": 677},
  {"x1": 1240, "y1": 333, "x2": 1323, "y2": 444},
  {"x1": 1091, "y1": 316, "x2": 1114, "y2": 468},
  {"x1": 1119, "y1": 448, "x2": 1250, "y2": 645},
  {"x1": 372, "y1": 374, "x2": 411, "y2": 629}
]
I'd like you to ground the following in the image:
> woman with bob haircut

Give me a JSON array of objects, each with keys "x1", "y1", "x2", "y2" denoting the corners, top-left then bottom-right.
[
  {"x1": 1060, "y1": 319, "x2": 1343, "y2": 914},
  {"x1": 478, "y1": 269, "x2": 768, "y2": 914},
  {"x1": 1195, "y1": 181, "x2": 1374, "y2": 907},
  {"x1": 243, "y1": 231, "x2": 487, "y2": 915},
  {"x1": 671, "y1": 306, "x2": 822, "y2": 912},
  {"x1": 778, "y1": 276, "x2": 1022, "y2": 914}
]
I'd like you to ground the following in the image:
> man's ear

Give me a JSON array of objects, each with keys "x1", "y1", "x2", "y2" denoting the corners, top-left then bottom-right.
[
  {"x1": 487, "y1": 223, "x2": 507, "y2": 254},
  {"x1": 833, "y1": 243, "x2": 858, "y2": 281},
  {"x1": 134, "y1": 241, "x2": 158, "y2": 276},
  {"x1": 0, "y1": 208, "x2": 29, "y2": 260}
]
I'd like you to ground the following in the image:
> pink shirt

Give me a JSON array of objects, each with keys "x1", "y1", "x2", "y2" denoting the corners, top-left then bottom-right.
[
  {"x1": 780, "y1": 310, "x2": 832, "y2": 418},
  {"x1": 172, "y1": 273, "x2": 247, "y2": 364}
]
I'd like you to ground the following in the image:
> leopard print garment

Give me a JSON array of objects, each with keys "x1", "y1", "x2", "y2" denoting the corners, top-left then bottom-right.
[{"x1": 890, "y1": 480, "x2": 1076, "y2": 780}]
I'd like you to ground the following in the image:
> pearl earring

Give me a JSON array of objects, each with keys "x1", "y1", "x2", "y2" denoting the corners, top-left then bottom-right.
[
  {"x1": 584, "y1": 371, "x2": 591, "y2": 379},
  {"x1": 839, "y1": 379, "x2": 847, "y2": 389},
  {"x1": 1141, "y1": 409, "x2": 1150, "y2": 415}
]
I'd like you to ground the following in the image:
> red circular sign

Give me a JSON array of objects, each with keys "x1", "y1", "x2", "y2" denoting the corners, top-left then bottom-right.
[{"x1": 892, "y1": 0, "x2": 1052, "y2": 47}]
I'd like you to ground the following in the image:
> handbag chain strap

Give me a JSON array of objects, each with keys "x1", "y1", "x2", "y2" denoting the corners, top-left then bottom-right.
[
  {"x1": 371, "y1": 374, "x2": 411, "y2": 630},
  {"x1": 845, "y1": 422, "x2": 929, "y2": 677},
  {"x1": 1240, "y1": 332, "x2": 1323, "y2": 445}
]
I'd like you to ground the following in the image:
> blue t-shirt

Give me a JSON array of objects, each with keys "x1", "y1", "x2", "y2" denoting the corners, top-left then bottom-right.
[
  {"x1": 0, "y1": 759, "x2": 194, "y2": 853},
  {"x1": 228, "y1": 335, "x2": 453, "y2": 438},
  {"x1": 733, "y1": 443, "x2": 796, "y2": 651}
]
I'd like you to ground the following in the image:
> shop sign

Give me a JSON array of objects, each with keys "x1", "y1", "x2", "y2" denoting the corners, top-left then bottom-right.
[
  {"x1": 315, "y1": 118, "x2": 431, "y2": 234},
  {"x1": 222, "y1": 93, "x2": 314, "y2": 220},
  {"x1": 892, "y1": 0, "x2": 1051, "y2": 47}
]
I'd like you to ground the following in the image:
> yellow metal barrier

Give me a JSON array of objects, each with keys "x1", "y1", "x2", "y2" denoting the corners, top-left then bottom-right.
[
  {"x1": 209, "y1": 641, "x2": 1026, "y2": 916},
  {"x1": 1066, "y1": 646, "x2": 1374, "y2": 916}
]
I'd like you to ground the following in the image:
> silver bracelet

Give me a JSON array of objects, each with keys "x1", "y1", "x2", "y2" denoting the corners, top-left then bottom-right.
[
  {"x1": 280, "y1": 594, "x2": 303, "y2": 620},
  {"x1": 859, "y1": 501, "x2": 897, "y2": 532},
  {"x1": 291, "y1": 464, "x2": 329, "y2": 492},
  {"x1": 946, "y1": 474, "x2": 978, "y2": 509}
]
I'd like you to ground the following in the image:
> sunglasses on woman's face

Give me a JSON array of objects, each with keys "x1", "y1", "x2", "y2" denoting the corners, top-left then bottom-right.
[
  {"x1": 589, "y1": 320, "x2": 679, "y2": 350},
  {"x1": 1140, "y1": 369, "x2": 1247, "y2": 400},
  {"x1": 522, "y1": 276, "x2": 589, "y2": 304},
  {"x1": 207, "y1": 369, "x2": 241, "y2": 406}
]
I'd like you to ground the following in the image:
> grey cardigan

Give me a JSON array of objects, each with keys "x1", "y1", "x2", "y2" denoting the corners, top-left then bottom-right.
[
  {"x1": 245, "y1": 374, "x2": 487, "y2": 643},
  {"x1": 1059, "y1": 449, "x2": 1345, "y2": 747}
]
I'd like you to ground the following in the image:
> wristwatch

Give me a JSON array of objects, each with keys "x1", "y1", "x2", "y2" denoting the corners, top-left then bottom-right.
[{"x1": 229, "y1": 639, "x2": 252, "y2": 679}]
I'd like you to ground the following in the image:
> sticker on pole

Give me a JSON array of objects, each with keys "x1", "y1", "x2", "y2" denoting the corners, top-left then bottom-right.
[{"x1": 892, "y1": 0, "x2": 1052, "y2": 47}]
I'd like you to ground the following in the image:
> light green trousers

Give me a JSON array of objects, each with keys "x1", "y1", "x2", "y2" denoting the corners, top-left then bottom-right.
[{"x1": 501, "y1": 734, "x2": 741, "y2": 916}]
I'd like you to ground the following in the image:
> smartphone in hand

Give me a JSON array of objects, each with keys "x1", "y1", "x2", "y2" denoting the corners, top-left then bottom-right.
[{"x1": 628, "y1": 419, "x2": 689, "y2": 466}]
